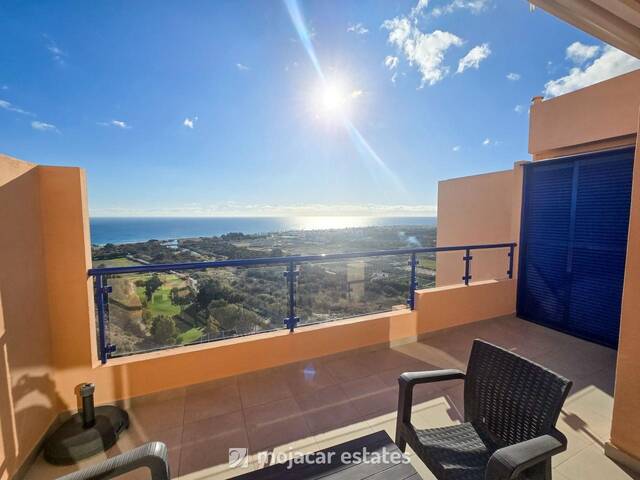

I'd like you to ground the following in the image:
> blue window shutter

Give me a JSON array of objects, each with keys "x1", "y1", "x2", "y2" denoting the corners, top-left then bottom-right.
[{"x1": 518, "y1": 148, "x2": 634, "y2": 348}]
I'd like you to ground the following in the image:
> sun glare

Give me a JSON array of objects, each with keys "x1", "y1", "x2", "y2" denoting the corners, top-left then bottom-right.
[
  {"x1": 312, "y1": 79, "x2": 355, "y2": 121},
  {"x1": 320, "y1": 82, "x2": 347, "y2": 112}
]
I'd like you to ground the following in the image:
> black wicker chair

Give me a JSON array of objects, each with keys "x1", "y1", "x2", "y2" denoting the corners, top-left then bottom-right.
[{"x1": 395, "y1": 339, "x2": 572, "y2": 480}]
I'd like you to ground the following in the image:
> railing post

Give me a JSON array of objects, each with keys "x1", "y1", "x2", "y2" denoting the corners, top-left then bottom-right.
[
  {"x1": 407, "y1": 253, "x2": 418, "y2": 310},
  {"x1": 462, "y1": 248, "x2": 472, "y2": 285},
  {"x1": 283, "y1": 261, "x2": 300, "y2": 332},
  {"x1": 507, "y1": 244, "x2": 515, "y2": 279},
  {"x1": 95, "y1": 275, "x2": 115, "y2": 364}
]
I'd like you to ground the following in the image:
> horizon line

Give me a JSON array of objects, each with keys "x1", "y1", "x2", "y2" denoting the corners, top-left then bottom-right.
[{"x1": 89, "y1": 214, "x2": 438, "y2": 219}]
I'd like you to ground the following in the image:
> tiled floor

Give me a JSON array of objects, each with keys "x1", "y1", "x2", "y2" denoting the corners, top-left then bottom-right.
[{"x1": 25, "y1": 315, "x2": 638, "y2": 480}]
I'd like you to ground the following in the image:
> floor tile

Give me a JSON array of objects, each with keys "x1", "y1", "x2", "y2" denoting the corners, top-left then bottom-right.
[
  {"x1": 178, "y1": 431, "x2": 249, "y2": 476},
  {"x1": 396, "y1": 341, "x2": 468, "y2": 371},
  {"x1": 322, "y1": 355, "x2": 373, "y2": 382},
  {"x1": 182, "y1": 411, "x2": 245, "y2": 445},
  {"x1": 179, "y1": 412, "x2": 249, "y2": 476},
  {"x1": 551, "y1": 471, "x2": 572, "y2": 480},
  {"x1": 565, "y1": 374, "x2": 616, "y2": 422},
  {"x1": 281, "y1": 360, "x2": 337, "y2": 397},
  {"x1": 177, "y1": 461, "x2": 258, "y2": 480},
  {"x1": 127, "y1": 392, "x2": 186, "y2": 433},
  {"x1": 295, "y1": 384, "x2": 364, "y2": 435},
  {"x1": 238, "y1": 370, "x2": 293, "y2": 408},
  {"x1": 374, "y1": 360, "x2": 440, "y2": 388},
  {"x1": 108, "y1": 424, "x2": 183, "y2": 476},
  {"x1": 555, "y1": 444, "x2": 640, "y2": 480},
  {"x1": 243, "y1": 397, "x2": 312, "y2": 453},
  {"x1": 339, "y1": 375, "x2": 398, "y2": 418},
  {"x1": 553, "y1": 411, "x2": 597, "y2": 466},
  {"x1": 313, "y1": 420, "x2": 375, "y2": 450},
  {"x1": 355, "y1": 348, "x2": 420, "y2": 371},
  {"x1": 411, "y1": 397, "x2": 464, "y2": 429},
  {"x1": 184, "y1": 379, "x2": 242, "y2": 423}
]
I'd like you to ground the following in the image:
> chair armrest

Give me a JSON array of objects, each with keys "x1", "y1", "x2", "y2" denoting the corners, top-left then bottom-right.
[
  {"x1": 397, "y1": 369, "x2": 465, "y2": 425},
  {"x1": 399, "y1": 369, "x2": 466, "y2": 388},
  {"x1": 55, "y1": 442, "x2": 170, "y2": 480},
  {"x1": 485, "y1": 431, "x2": 567, "y2": 480}
]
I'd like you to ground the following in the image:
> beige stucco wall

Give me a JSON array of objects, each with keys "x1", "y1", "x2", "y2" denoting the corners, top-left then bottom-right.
[
  {"x1": 415, "y1": 279, "x2": 516, "y2": 333},
  {"x1": 436, "y1": 169, "x2": 522, "y2": 287},
  {"x1": 0, "y1": 155, "x2": 59, "y2": 480},
  {"x1": 610, "y1": 112, "x2": 640, "y2": 462},
  {"x1": 529, "y1": 69, "x2": 640, "y2": 160},
  {"x1": 40, "y1": 166, "x2": 99, "y2": 375}
]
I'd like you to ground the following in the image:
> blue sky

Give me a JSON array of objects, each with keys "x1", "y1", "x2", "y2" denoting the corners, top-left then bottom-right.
[{"x1": 1, "y1": 0, "x2": 638, "y2": 217}]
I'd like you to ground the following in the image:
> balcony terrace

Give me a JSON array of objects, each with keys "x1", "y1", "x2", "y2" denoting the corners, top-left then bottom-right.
[
  {"x1": 2, "y1": 2, "x2": 640, "y2": 478},
  {"x1": 22, "y1": 314, "x2": 627, "y2": 480}
]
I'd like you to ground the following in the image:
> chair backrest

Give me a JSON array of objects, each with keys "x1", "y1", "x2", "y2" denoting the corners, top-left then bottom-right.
[{"x1": 464, "y1": 339, "x2": 572, "y2": 447}]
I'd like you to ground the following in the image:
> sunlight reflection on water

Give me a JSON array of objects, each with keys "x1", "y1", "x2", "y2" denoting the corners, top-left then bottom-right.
[{"x1": 292, "y1": 216, "x2": 380, "y2": 230}]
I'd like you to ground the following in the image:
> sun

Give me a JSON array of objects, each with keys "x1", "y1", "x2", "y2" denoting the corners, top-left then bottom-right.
[
  {"x1": 320, "y1": 82, "x2": 348, "y2": 113},
  {"x1": 312, "y1": 78, "x2": 357, "y2": 121}
]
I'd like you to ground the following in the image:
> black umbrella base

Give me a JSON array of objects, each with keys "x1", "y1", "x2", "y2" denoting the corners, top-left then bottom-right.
[{"x1": 44, "y1": 405, "x2": 129, "y2": 465}]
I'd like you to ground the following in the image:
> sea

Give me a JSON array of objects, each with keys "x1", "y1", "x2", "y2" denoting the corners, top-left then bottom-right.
[{"x1": 89, "y1": 216, "x2": 437, "y2": 245}]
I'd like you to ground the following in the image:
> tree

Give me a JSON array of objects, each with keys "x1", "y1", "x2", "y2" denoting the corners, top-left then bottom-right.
[
  {"x1": 196, "y1": 279, "x2": 244, "y2": 309},
  {"x1": 206, "y1": 314, "x2": 219, "y2": 335},
  {"x1": 171, "y1": 287, "x2": 194, "y2": 306},
  {"x1": 150, "y1": 315, "x2": 177, "y2": 345},
  {"x1": 208, "y1": 303, "x2": 260, "y2": 334},
  {"x1": 145, "y1": 274, "x2": 163, "y2": 301},
  {"x1": 142, "y1": 310, "x2": 153, "y2": 327}
]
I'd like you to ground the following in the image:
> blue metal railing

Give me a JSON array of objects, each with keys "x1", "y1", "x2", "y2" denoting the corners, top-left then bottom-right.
[{"x1": 89, "y1": 242, "x2": 516, "y2": 363}]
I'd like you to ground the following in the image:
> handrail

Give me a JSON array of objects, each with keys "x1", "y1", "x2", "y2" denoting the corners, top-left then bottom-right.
[
  {"x1": 88, "y1": 243, "x2": 517, "y2": 276},
  {"x1": 89, "y1": 242, "x2": 517, "y2": 363}
]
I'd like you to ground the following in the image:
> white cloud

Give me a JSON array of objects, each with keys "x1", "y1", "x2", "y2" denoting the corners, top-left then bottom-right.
[
  {"x1": 99, "y1": 120, "x2": 130, "y2": 129},
  {"x1": 457, "y1": 43, "x2": 491, "y2": 74},
  {"x1": 183, "y1": 116, "x2": 198, "y2": 129},
  {"x1": 236, "y1": 63, "x2": 250, "y2": 71},
  {"x1": 90, "y1": 202, "x2": 438, "y2": 218},
  {"x1": 383, "y1": 16, "x2": 413, "y2": 47},
  {"x1": 347, "y1": 22, "x2": 368, "y2": 35},
  {"x1": 514, "y1": 104, "x2": 524, "y2": 114},
  {"x1": 411, "y1": 0, "x2": 430, "y2": 17},
  {"x1": 566, "y1": 42, "x2": 600, "y2": 64},
  {"x1": 384, "y1": 55, "x2": 399, "y2": 70},
  {"x1": 0, "y1": 99, "x2": 33, "y2": 116},
  {"x1": 411, "y1": 31, "x2": 464, "y2": 85},
  {"x1": 383, "y1": 14, "x2": 463, "y2": 87},
  {"x1": 351, "y1": 90, "x2": 363, "y2": 99},
  {"x1": 382, "y1": 1, "x2": 493, "y2": 87},
  {"x1": 506, "y1": 72, "x2": 521, "y2": 81},
  {"x1": 431, "y1": 0, "x2": 490, "y2": 17},
  {"x1": 45, "y1": 36, "x2": 66, "y2": 65},
  {"x1": 31, "y1": 121, "x2": 57, "y2": 132},
  {"x1": 544, "y1": 45, "x2": 640, "y2": 97},
  {"x1": 482, "y1": 138, "x2": 491, "y2": 146},
  {"x1": 452, "y1": 145, "x2": 461, "y2": 152}
]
